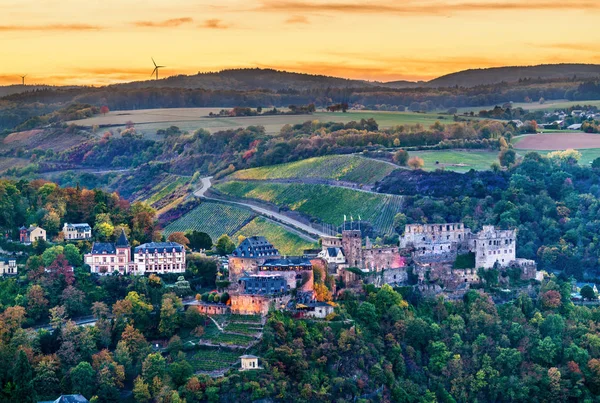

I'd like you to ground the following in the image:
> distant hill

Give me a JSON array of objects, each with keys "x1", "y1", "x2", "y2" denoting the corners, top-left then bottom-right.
[
  {"x1": 110, "y1": 68, "x2": 380, "y2": 91},
  {"x1": 427, "y1": 64, "x2": 600, "y2": 88},
  {"x1": 379, "y1": 80, "x2": 426, "y2": 89},
  {"x1": 0, "y1": 85, "x2": 55, "y2": 98}
]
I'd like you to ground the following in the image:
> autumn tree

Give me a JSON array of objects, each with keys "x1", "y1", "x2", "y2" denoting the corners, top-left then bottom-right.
[
  {"x1": 26, "y1": 284, "x2": 48, "y2": 321},
  {"x1": 100, "y1": 105, "x2": 110, "y2": 116},
  {"x1": 159, "y1": 294, "x2": 182, "y2": 337},
  {"x1": 393, "y1": 149, "x2": 409, "y2": 166},
  {"x1": 407, "y1": 156, "x2": 424, "y2": 170},
  {"x1": 167, "y1": 232, "x2": 190, "y2": 249}
]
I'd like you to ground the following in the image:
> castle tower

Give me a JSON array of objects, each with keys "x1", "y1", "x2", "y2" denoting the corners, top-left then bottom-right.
[
  {"x1": 115, "y1": 229, "x2": 131, "y2": 273},
  {"x1": 342, "y1": 230, "x2": 363, "y2": 268}
]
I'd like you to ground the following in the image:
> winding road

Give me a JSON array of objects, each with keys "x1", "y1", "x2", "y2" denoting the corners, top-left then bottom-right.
[{"x1": 193, "y1": 176, "x2": 328, "y2": 239}]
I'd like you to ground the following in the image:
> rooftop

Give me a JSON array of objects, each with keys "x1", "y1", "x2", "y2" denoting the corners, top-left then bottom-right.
[
  {"x1": 135, "y1": 242, "x2": 185, "y2": 253},
  {"x1": 231, "y1": 236, "x2": 279, "y2": 258},
  {"x1": 90, "y1": 242, "x2": 116, "y2": 254}
]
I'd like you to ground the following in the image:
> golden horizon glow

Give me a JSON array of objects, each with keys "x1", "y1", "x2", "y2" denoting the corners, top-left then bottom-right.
[{"x1": 1, "y1": 0, "x2": 600, "y2": 86}]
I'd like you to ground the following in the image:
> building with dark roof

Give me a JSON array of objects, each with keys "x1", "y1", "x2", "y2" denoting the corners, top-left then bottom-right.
[
  {"x1": 229, "y1": 236, "x2": 280, "y2": 283},
  {"x1": 84, "y1": 229, "x2": 132, "y2": 275},
  {"x1": 240, "y1": 274, "x2": 288, "y2": 295},
  {"x1": 133, "y1": 241, "x2": 186, "y2": 274},
  {"x1": 231, "y1": 236, "x2": 279, "y2": 258},
  {"x1": 38, "y1": 394, "x2": 89, "y2": 403},
  {"x1": 259, "y1": 257, "x2": 313, "y2": 271},
  {"x1": 63, "y1": 223, "x2": 92, "y2": 240}
]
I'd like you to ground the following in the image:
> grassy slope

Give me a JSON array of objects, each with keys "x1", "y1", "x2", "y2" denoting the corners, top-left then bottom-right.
[
  {"x1": 231, "y1": 154, "x2": 395, "y2": 185},
  {"x1": 163, "y1": 202, "x2": 255, "y2": 240},
  {"x1": 410, "y1": 150, "x2": 499, "y2": 173},
  {"x1": 214, "y1": 181, "x2": 402, "y2": 235},
  {"x1": 234, "y1": 217, "x2": 317, "y2": 256}
]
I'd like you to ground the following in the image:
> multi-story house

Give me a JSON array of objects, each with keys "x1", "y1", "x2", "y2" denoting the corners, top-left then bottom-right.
[
  {"x1": 85, "y1": 230, "x2": 132, "y2": 275},
  {"x1": 19, "y1": 225, "x2": 46, "y2": 244},
  {"x1": 133, "y1": 242, "x2": 186, "y2": 275},
  {"x1": 228, "y1": 236, "x2": 280, "y2": 282},
  {"x1": 0, "y1": 258, "x2": 17, "y2": 275},
  {"x1": 63, "y1": 223, "x2": 92, "y2": 240}
]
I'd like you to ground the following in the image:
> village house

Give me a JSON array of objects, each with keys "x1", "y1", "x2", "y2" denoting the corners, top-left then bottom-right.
[
  {"x1": 0, "y1": 258, "x2": 17, "y2": 275},
  {"x1": 63, "y1": 223, "x2": 92, "y2": 240},
  {"x1": 84, "y1": 230, "x2": 132, "y2": 275},
  {"x1": 19, "y1": 225, "x2": 46, "y2": 244},
  {"x1": 302, "y1": 301, "x2": 335, "y2": 319}
]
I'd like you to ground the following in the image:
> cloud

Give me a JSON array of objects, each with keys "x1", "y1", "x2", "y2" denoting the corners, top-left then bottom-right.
[
  {"x1": 0, "y1": 23, "x2": 102, "y2": 31},
  {"x1": 199, "y1": 19, "x2": 231, "y2": 29},
  {"x1": 257, "y1": 0, "x2": 600, "y2": 15},
  {"x1": 533, "y1": 43, "x2": 598, "y2": 52},
  {"x1": 285, "y1": 15, "x2": 310, "y2": 24},
  {"x1": 133, "y1": 17, "x2": 193, "y2": 28}
]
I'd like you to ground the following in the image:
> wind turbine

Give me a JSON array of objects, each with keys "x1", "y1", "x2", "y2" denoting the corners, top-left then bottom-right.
[
  {"x1": 20, "y1": 74, "x2": 27, "y2": 85},
  {"x1": 151, "y1": 58, "x2": 165, "y2": 80}
]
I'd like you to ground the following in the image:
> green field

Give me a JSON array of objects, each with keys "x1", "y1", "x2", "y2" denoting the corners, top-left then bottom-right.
[
  {"x1": 143, "y1": 175, "x2": 190, "y2": 205},
  {"x1": 215, "y1": 181, "x2": 403, "y2": 235},
  {"x1": 231, "y1": 154, "x2": 395, "y2": 185},
  {"x1": 163, "y1": 201, "x2": 255, "y2": 240},
  {"x1": 410, "y1": 150, "x2": 499, "y2": 172},
  {"x1": 235, "y1": 217, "x2": 317, "y2": 255},
  {"x1": 71, "y1": 107, "x2": 462, "y2": 137}
]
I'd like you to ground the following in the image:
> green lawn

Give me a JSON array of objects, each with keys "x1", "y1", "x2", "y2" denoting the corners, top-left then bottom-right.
[
  {"x1": 215, "y1": 181, "x2": 403, "y2": 235},
  {"x1": 234, "y1": 217, "x2": 317, "y2": 255},
  {"x1": 458, "y1": 99, "x2": 600, "y2": 114},
  {"x1": 410, "y1": 150, "x2": 499, "y2": 172},
  {"x1": 230, "y1": 154, "x2": 395, "y2": 185}
]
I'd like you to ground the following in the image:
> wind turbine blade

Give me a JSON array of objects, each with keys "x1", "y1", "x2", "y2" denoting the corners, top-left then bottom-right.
[
  {"x1": 151, "y1": 68, "x2": 157, "y2": 77},
  {"x1": 152, "y1": 57, "x2": 157, "y2": 67}
]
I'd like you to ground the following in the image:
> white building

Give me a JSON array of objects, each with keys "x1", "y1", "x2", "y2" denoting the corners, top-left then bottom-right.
[
  {"x1": 63, "y1": 223, "x2": 92, "y2": 240},
  {"x1": 240, "y1": 355, "x2": 260, "y2": 370},
  {"x1": 132, "y1": 242, "x2": 186, "y2": 275},
  {"x1": 0, "y1": 258, "x2": 17, "y2": 275},
  {"x1": 318, "y1": 247, "x2": 346, "y2": 264}
]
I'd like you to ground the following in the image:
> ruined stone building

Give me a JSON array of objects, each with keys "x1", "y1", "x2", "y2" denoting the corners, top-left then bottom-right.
[
  {"x1": 401, "y1": 223, "x2": 517, "y2": 269},
  {"x1": 469, "y1": 226, "x2": 516, "y2": 269}
]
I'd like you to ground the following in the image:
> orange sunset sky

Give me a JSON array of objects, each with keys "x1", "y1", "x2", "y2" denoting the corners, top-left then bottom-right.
[{"x1": 1, "y1": 0, "x2": 599, "y2": 86}]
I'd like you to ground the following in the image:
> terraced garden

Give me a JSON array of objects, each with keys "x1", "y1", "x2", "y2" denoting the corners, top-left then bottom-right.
[
  {"x1": 230, "y1": 154, "x2": 396, "y2": 185},
  {"x1": 163, "y1": 201, "x2": 255, "y2": 239},
  {"x1": 215, "y1": 181, "x2": 403, "y2": 235},
  {"x1": 223, "y1": 322, "x2": 263, "y2": 335},
  {"x1": 188, "y1": 349, "x2": 241, "y2": 372},
  {"x1": 234, "y1": 217, "x2": 317, "y2": 255}
]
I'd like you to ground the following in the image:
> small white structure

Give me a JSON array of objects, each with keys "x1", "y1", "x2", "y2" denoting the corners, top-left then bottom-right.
[
  {"x1": 305, "y1": 302, "x2": 335, "y2": 319},
  {"x1": 240, "y1": 355, "x2": 260, "y2": 370},
  {"x1": 318, "y1": 247, "x2": 346, "y2": 264}
]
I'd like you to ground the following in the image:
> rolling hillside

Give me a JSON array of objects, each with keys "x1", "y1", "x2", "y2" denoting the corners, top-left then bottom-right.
[
  {"x1": 428, "y1": 64, "x2": 600, "y2": 88},
  {"x1": 230, "y1": 155, "x2": 396, "y2": 185}
]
